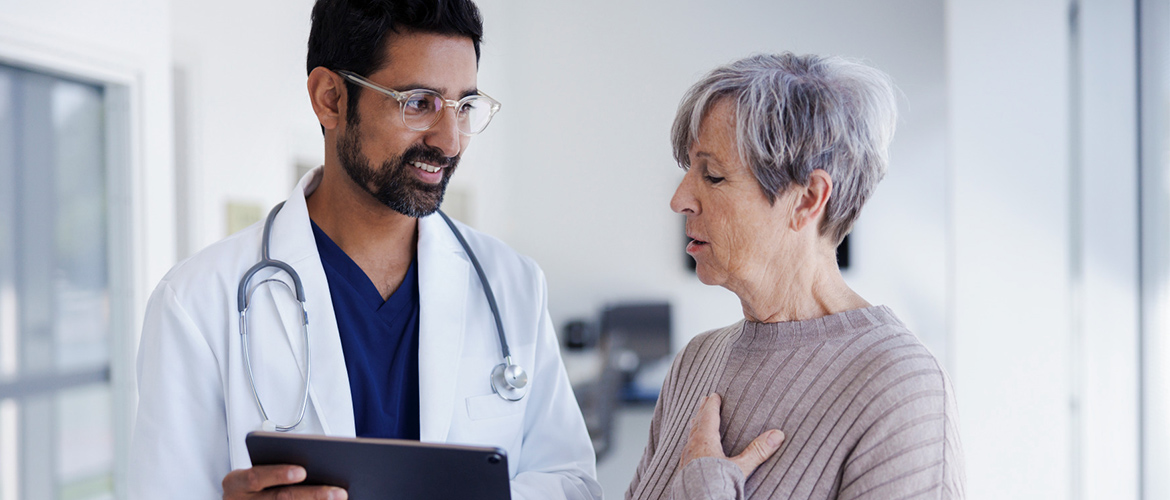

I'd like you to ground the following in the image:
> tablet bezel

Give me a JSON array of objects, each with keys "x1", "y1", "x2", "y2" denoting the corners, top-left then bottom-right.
[{"x1": 245, "y1": 431, "x2": 511, "y2": 499}]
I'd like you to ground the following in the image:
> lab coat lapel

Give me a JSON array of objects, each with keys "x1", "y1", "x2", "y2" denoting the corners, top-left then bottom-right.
[
  {"x1": 265, "y1": 168, "x2": 356, "y2": 437},
  {"x1": 416, "y1": 213, "x2": 469, "y2": 443}
]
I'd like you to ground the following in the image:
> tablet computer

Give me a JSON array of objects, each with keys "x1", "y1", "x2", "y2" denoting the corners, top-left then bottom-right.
[{"x1": 245, "y1": 431, "x2": 511, "y2": 500}]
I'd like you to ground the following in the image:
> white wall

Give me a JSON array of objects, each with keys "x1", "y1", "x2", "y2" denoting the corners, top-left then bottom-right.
[
  {"x1": 948, "y1": 0, "x2": 1141, "y2": 498},
  {"x1": 1141, "y1": 1, "x2": 1170, "y2": 497},
  {"x1": 1079, "y1": 0, "x2": 1140, "y2": 496},
  {"x1": 0, "y1": 0, "x2": 174, "y2": 496},
  {"x1": 480, "y1": 0, "x2": 950, "y2": 357},
  {"x1": 0, "y1": 0, "x2": 175, "y2": 316},
  {"x1": 171, "y1": 0, "x2": 322, "y2": 256},
  {"x1": 948, "y1": 1, "x2": 1073, "y2": 496}
]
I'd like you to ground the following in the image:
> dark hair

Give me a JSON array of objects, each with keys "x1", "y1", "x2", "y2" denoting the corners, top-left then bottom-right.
[{"x1": 307, "y1": 0, "x2": 484, "y2": 122}]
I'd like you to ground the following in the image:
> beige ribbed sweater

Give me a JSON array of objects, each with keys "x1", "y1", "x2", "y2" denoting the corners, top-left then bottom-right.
[{"x1": 626, "y1": 306, "x2": 965, "y2": 499}]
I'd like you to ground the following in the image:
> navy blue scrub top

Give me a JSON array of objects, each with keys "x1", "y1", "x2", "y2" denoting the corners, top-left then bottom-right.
[{"x1": 311, "y1": 221, "x2": 421, "y2": 440}]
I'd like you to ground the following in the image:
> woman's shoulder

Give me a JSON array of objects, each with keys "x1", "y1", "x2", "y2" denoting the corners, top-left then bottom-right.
[
  {"x1": 838, "y1": 310, "x2": 955, "y2": 414},
  {"x1": 674, "y1": 320, "x2": 746, "y2": 367},
  {"x1": 846, "y1": 308, "x2": 946, "y2": 380}
]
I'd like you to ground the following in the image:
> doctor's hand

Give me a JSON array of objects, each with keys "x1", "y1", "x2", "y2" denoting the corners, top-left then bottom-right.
[
  {"x1": 222, "y1": 465, "x2": 347, "y2": 500},
  {"x1": 678, "y1": 393, "x2": 785, "y2": 480}
]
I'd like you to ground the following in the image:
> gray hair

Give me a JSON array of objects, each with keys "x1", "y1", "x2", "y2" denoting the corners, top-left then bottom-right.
[{"x1": 671, "y1": 53, "x2": 898, "y2": 244}]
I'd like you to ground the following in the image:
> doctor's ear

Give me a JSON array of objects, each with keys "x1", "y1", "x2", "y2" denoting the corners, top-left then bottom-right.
[{"x1": 308, "y1": 67, "x2": 345, "y2": 131}]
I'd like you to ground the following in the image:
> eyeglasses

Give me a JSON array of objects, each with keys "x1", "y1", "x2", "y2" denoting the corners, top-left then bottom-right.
[{"x1": 338, "y1": 70, "x2": 501, "y2": 136}]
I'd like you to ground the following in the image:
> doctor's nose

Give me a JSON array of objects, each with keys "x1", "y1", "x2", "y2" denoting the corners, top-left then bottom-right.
[{"x1": 425, "y1": 107, "x2": 464, "y2": 158}]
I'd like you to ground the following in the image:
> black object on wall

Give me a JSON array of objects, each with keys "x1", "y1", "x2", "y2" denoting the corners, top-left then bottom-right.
[{"x1": 837, "y1": 234, "x2": 851, "y2": 270}]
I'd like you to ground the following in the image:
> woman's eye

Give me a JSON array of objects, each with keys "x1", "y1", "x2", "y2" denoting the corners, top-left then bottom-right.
[{"x1": 704, "y1": 174, "x2": 725, "y2": 184}]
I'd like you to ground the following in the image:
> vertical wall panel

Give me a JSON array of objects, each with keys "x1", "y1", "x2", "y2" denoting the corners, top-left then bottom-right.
[
  {"x1": 947, "y1": 1, "x2": 1073, "y2": 498},
  {"x1": 1140, "y1": 0, "x2": 1170, "y2": 497},
  {"x1": 1078, "y1": 0, "x2": 1141, "y2": 497}
]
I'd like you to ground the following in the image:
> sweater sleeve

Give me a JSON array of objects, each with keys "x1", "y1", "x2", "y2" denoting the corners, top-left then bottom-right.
[
  {"x1": 667, "y1": 457, "x2": 745, "y2": 500},
  {"x1": 836, "y1": 352, "x2": 966, "y2": 499}
]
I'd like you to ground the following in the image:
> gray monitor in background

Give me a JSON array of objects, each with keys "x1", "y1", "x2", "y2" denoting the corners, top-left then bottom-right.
[
  {"x1": 601, "y1": 302, "x2": 671, "y2": 366},
  {"x1": 601, "y1": 303, "x2": 671, "y2": 402}
]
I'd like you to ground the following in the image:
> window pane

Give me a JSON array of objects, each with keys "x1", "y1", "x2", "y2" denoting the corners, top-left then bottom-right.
[
  {"x1": 56, "y1": 384, "x2": 113, "y2": 500},
  {"x1": 0, "y1": 63, "x2": 113, "y2": 500},
  {"x1": 51, "y1": 79, "x2": 109, "y2": 373}
]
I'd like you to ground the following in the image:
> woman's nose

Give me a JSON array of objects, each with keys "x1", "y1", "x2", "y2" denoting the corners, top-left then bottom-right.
[{"x1": 671, "y1": 170, "x2": 699, "y2": 215}]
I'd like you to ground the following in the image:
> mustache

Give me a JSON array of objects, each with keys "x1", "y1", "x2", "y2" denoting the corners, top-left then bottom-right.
[{"x1": 400, "y1": 144, "x2": 455, "y2": 169}]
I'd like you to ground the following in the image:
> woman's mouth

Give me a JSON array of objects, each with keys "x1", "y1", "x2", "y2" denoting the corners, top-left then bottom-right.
[{"x1": 686, "y1": 237, "x2": 708, "y2": 255}]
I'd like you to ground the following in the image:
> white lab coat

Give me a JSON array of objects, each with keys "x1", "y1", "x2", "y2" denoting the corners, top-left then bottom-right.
[{"x1": 129, "y1": 168, "x2": 601, "y2": 499}]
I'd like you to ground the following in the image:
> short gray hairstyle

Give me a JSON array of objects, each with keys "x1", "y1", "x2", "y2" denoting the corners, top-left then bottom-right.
[{"x1": 671, "y1": 53, "x2": 898, "y2": 244}]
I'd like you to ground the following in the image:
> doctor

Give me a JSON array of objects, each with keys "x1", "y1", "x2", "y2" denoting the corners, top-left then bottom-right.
[{"x1": 129, "y1": 0, "x2": 601, "y2": 498}]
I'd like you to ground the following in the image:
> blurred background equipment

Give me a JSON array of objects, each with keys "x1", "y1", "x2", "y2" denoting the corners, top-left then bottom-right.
[
  {"x1": 599, "y1": 303, "x2": 671, "y2": 402},
  {"x1": 562, "y1": 302, "x2": 671, "y2": 461}
]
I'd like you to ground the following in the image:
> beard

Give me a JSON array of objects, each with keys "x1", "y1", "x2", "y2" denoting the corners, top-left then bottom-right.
[{"x1": 336, "y1": 122, "x2": 459, "y2": 218}]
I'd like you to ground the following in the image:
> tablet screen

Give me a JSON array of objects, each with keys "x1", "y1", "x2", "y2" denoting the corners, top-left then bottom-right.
[{"x1": 246, "y1": 431, "x2": 511, "y2": 499}]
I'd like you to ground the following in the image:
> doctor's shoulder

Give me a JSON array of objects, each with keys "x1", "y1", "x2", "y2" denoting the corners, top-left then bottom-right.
[
  {"x1": 144, "y1": 221, "x2": 267, "y2": 326},
  {"x1": 435, "y1": 215, "x2": 546, "y2": 286}
]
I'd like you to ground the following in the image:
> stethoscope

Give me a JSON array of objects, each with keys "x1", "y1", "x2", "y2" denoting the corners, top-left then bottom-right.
[{"x1": 237, "y1": 202, "x2": 529, "y2": 432}]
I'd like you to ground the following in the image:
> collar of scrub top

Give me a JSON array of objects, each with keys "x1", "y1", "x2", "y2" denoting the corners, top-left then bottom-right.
[{"x1": 236, "y1": 198, "x2": 530, "y2": 434}]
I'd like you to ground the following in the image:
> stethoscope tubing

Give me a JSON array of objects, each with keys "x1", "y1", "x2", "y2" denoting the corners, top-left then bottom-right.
[
  {"x1": 436, "y1": 210, "x2": 512, "y2": 362},
  {"x1": 238, "y1": 202, "x2": 312, "y2": 432},
  {"x1": 238, "y1": 203, "x2": 527, "y2": 432}
]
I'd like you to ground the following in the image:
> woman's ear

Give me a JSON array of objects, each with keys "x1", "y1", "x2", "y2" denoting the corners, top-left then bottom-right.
[
  {"x1": 307, "y1": 67, "x2": 345, "y2": 131},
  {"x1": 790, "y1": 169, "x2": 833, "y2": 232}
]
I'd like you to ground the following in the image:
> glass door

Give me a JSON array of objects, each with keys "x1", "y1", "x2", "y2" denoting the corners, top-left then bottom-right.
[{"x1": 0, "y1": 63, "x2": 115, "y2": 500}]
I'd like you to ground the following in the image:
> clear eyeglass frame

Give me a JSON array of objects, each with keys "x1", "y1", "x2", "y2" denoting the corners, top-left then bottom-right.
[{"x1": 337, "y1": 70, "x2": 501, "y2": 136}]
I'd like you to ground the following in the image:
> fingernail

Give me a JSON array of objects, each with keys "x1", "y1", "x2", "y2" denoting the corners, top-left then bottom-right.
[
  {"x1": 767, "y1": 430, "x2": 784, "y2": 447},
  {"x1": 330, "y1": 488, "x2": 348, "y2": 500}
]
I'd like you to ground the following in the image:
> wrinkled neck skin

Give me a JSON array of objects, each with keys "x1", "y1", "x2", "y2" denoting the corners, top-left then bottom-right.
[
  {"x1": 732, "y1": 236, "x2": 870, "y2": 324},
  {"x1": 306, "y1": 161, "x2": 418, "y2": 299}
]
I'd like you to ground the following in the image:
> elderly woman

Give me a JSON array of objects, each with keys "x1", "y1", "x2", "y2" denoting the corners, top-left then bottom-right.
[{"x1": 625, "y1": 53, "x2": 965, "y2": 499}]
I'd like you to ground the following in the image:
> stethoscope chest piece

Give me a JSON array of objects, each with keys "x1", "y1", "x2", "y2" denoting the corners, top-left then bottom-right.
[{"x1": 490, "y1": 357, "x2": 528, "y2": 401}]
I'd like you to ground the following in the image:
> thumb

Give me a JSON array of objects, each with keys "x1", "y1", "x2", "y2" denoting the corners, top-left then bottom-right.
[{"x1": 730, "y1": 429, "x2": 784, "y2": 479}]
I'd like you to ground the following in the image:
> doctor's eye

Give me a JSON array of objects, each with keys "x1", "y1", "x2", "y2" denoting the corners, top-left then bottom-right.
[{"x1": 404, "y1": 94, "x2": 439, "y2": 115}]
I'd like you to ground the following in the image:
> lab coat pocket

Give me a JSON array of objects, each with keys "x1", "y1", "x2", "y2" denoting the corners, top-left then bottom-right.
[{"x1": 465, "y1": 393, "x2": 526, "y2": 421}]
